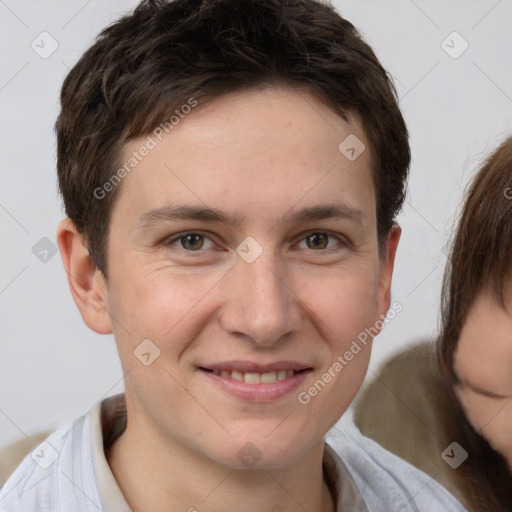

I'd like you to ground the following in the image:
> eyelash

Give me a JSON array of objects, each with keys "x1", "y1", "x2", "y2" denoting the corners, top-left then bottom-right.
[
  {"x1": 163, "y1": 230, "x2": 349, "y2": 253},
  {"x1": 476, "y1": 390, "x2": 509, "y2": 400},
  {"x1": 459, "y1": 383, "x2": 509, "y2": 400}
]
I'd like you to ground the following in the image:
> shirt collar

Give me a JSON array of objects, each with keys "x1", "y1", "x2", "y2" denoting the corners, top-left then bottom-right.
[{"x1": 91, "y1": 395, "x2": 132, "y2": 512}]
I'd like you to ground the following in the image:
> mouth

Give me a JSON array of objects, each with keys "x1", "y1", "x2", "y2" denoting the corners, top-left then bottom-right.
[{"x1": 198, "y1": 363, "x2": 313, "y2": 402}]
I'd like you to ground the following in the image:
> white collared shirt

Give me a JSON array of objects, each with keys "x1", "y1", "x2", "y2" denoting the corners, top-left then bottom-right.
[{"x1": 0, "y1": 394, "x2": 467, "y2": 511}]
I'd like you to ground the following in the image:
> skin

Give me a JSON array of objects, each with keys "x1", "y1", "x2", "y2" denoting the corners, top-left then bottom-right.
[
  {"x1": 57, "y1": 85, "x2": 400, "y2": 512},
  {"x1": 454, "y1": 285, "x2": 512, "y2": 472}
]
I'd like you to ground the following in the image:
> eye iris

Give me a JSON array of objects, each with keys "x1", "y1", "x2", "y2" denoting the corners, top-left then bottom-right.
[
  {"x1": 307, "y1": 233, "x2": 328, "y2": 249},
  {"x1": 182, "y1": 234, "x2": 203, "y2": 250}
]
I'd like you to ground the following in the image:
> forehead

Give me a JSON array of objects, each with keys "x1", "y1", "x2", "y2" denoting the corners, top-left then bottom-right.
[{"x1": 113, "y1": 86, "x2": 376, "y2": 229}]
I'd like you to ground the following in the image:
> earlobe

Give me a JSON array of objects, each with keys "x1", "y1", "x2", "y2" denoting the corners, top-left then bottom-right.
[
  {"x1": 57, "y1": 218, "x2": 113, "y2": 334},
  {"x1": 376, "y1": 224, "x2": 401, "y2": 322}
]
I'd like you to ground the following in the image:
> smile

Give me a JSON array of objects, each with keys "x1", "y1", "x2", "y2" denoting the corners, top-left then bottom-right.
[
  {"x1": 205, "y1": 369, "x2": 301, "y2": 384},
  {"x1": 199, "y1": 366, "x2": 312, "y2": 402}
]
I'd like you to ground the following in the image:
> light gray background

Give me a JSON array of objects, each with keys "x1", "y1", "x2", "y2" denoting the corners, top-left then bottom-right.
[{"x1": 1, "y1": 0, "x2": 511, "y2": 451}]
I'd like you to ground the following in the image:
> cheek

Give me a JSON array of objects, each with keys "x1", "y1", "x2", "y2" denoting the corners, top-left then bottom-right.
[
  {"x1": 479, "y1": 401, "x2": 512, "y2": 456},
  {"x1": 106, "y1": 266, "x2": 227, "y2": 372},
  {"x1": 109, "y1": 267, "x2": 218, "y2": 332},
  {"x1": 458, "y1": 392, "x2": 512, "y2": 454},
  {"x1": 298, "y1": 269, "x2": 377, "y2": 406},
  {"x1": 299, "y1": 330, "x2": 372, "y2": 433},
  {"x1": 457, "y1": 391, "x2": 488, "y2": 430},
  {"x1": 302, "y1": 266, "x2": 379, "y2": 337}
]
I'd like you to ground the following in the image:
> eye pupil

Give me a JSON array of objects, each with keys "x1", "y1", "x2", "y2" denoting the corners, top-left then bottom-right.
[
  {"x1": 307, "y1": 233, "x2": 328, "y2": 249},
  {"x1": 182, "y1": 234, "x2": 203, "y2": 250}
]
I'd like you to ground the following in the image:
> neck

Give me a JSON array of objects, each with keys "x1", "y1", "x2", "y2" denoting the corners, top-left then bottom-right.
[{"x1": 106, "y1": 419, "x2": 334, "y2": 512}]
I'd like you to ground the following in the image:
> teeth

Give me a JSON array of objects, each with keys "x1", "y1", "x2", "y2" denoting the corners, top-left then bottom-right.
[
  {"x1": 261, "y1": 371, "x2": 277, "y2": 383},
  {"x1": 231, "y1": 370, "x2": 244, "y2": 382},
  {"x1": 244, "y1": 372, "x2": 260, "y2": 384},
  {"x1": 210, "y1": 369, "x2": 299, "y2": 383}
]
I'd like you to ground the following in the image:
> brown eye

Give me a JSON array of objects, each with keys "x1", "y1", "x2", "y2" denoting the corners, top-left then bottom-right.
[
  {"x1": 179, "y1": 233, "x2": 204, "y2": 250},
  {"x1": 306, "y1": 233, "x2": 329, "y2": 249},
  {"x1": 296, "y1": 231, "x2": 348, "y2": 252},
  {"x1": 163, "y1": 231, "x2": 217, "y2": 254}
]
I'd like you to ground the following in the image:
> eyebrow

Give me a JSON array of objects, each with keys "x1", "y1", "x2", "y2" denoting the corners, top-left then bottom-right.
[{"x1": 136, "y1": 203, "x2": 367, "y2": 230}]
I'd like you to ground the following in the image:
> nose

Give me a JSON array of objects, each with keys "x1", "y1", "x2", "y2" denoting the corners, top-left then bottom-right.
[{"x1": 218, "y1": 249, "x2": 303, "y2": 347}]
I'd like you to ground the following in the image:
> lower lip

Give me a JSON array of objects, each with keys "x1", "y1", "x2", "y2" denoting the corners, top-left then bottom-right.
[{"x1": 199, "y1": 369, "x2": 312, "y2": 402}]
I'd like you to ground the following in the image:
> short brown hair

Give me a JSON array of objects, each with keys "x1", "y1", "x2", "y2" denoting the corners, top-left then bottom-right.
[
  {"x1": 56, "y1": 0, "x2": 410, "y2": 277},
  {"x1": 437, "y1": 137, "x2": 512, "y2": 383}
]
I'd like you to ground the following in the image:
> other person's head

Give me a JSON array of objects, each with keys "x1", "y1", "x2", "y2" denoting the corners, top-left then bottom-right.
[{"x1": 438, "y1": 138, "x2": 512, "y2": 482}]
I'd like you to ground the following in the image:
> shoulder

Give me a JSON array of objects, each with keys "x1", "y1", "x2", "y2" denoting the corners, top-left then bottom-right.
[
  {"x1": 326, "y1": 412, "x2": 468, "y2": 512},
  {"x1": 0, "y1": 411, "x2": 101, "y2": 512}
]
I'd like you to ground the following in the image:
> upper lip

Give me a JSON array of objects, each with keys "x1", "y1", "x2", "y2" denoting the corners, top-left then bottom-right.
[{"x1": 199, "y1": 360, "x2": 313, "y2": 373}]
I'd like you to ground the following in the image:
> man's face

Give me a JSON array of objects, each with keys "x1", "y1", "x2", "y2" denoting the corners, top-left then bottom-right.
[{"x1": 99, "y1": 86, "x2": 398, "y2": 469}]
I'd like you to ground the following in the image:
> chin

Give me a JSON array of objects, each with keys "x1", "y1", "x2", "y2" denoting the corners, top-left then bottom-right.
[{"x1": 207, "y1": 432, "x2": 315, "y2": 471}]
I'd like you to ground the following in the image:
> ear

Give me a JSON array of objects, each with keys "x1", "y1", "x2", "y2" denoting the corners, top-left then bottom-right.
[
  {"x1": 375, "y1": 224, "x2": 401, "y2": 323},
  {"x1": 57, "y1": 218, "x2": 113, "y2": 334}
]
